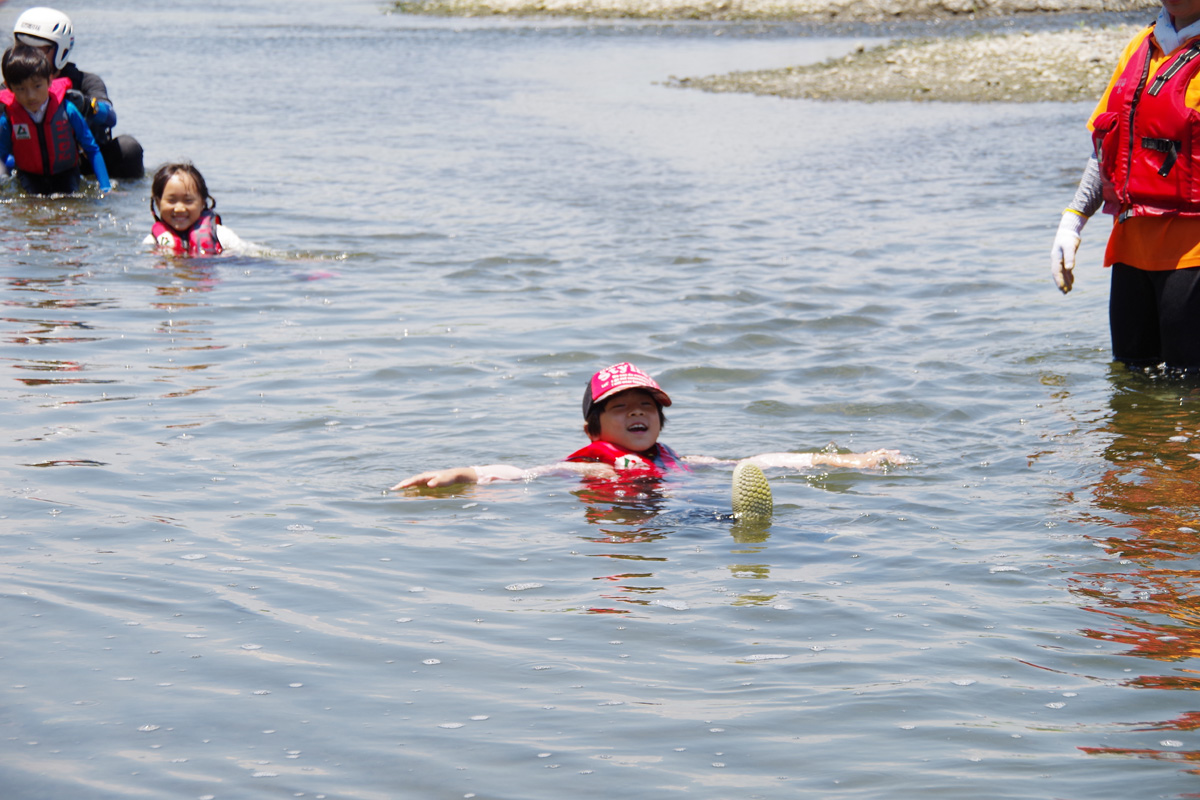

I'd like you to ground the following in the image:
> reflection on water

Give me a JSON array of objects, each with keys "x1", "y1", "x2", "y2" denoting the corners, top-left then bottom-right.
[
  {"x1": 1062, "y1": 373, "x2": 1200, "y2": 767},
  {"x1": 3, "y1": 253, "x2": 223, "y2": 406},
  {"x1": 574, "y1": 475, "x2": 674, "y2": 528},
  {"x1": 572, "y1": 472, "x2": 785, "y2": 610}
]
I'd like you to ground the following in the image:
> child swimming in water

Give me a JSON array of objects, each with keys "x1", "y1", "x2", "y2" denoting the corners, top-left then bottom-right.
[
  {"x1": 0, "y1": 44, "x2": 110, "y2": 196},
  {"x1": 392, "y1": 362, "x2": 905, "y2": 489},
  {"x1": 144, "y1": 162, "x2": 246, "y2": 257}
]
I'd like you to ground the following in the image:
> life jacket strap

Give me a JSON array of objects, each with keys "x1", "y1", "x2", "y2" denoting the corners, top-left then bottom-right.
[
  {"x1": 1149, "y1": 41, "x2": 1200, "y2": 95},
  {"x1": 1142, "y1": 136, "x2": 1181, "y2": 176}
]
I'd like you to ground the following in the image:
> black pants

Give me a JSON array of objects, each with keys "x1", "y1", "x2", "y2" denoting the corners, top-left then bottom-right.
[
  {"x1": 16, "y1": 167, "x2": 81, "y2": 195},
  {"x1": 80, "y1": 133, "x2": 144, "y2": 179},
  {"x1": 1110, "y1": 262, "x2": 1200, "y2": 368},
  {"x1": 101, "y1": 134, "x2": 144, "y2": 179}
]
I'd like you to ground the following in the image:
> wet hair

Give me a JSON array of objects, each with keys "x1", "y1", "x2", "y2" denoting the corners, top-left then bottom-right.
[
  {"x1": 1, "y1": 44, "x2": 52, "y2": 88},
  {"x1": 584, "y1": 388, "x2": 668, "y2": 437},
  {"x1": 150, "y1": 162, "x2": 216, "y2": 222}
]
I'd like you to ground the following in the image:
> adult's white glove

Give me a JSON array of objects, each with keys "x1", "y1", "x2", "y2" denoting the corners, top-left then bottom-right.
[{"x1": 1051, "y1": 211, "x2": 1086, "y2": 294}]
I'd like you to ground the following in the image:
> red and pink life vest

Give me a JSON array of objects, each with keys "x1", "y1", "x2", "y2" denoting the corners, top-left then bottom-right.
[
  {"x1": 151, "y1": 209, "x2": 222, "y2": 257},
  {"x1": 1093, "y1": 30, "x2": 1200, "y2": 220},
  {"x1": 565, "y1": 440, "x2": 689, "y2": 478}
]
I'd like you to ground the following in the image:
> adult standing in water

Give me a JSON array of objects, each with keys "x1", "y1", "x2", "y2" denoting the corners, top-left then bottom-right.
[
  {"x1": 1051, "y1": 0, "x2": 1200, "y2": 371},
  {"x1": 11, "y1": 6, "x2": 143, "y2": 178}
]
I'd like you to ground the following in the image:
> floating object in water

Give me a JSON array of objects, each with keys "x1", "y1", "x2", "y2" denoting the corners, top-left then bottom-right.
[{"x1": 731, "y1": 462, "x2": 773, "y2": 520}]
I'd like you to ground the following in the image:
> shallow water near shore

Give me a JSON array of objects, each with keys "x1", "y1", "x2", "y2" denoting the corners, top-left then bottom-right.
[{"x1": 4, "y1": 3, "x2": 1200, "y2": 799}]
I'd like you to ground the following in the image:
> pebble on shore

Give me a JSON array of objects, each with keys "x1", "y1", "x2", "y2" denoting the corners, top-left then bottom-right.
[{"x1": 669, "y1": 24, "x2": 1140, "y2": 102}]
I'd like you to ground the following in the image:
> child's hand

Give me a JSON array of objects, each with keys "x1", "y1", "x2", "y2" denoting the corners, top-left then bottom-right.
[
  {"x1": 857, "y1": 449, "x2": 909, "y2": 468},
  {"x1": 390, "y1": 467, "x2": 479, "y2": 490}
]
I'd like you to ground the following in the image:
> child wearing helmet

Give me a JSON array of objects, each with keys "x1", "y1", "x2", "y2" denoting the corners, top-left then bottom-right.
[
  {"x1": 0, "y1": 43, "x2": 109, "y2": 195},
  {"x1": 12, "y1": 6, "x2": 143, "y2": 178},
  {"x1": 391, "y1": 362, "x2": 905, "y2": 489}
]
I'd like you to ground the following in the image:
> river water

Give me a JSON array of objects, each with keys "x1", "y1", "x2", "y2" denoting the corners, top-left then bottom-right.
[{"x1": 3, "y1": 1, "x2": 1198, "y2": 798}]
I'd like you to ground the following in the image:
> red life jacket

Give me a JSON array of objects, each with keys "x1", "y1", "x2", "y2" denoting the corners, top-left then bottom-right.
[
  {"x1": 0, "y1": 77, "x2": 78, "y2": 175},
  {"x1": 151, "y1": 209, "x2": 223, "y2": 257},
  {"x1": 565, "y1": 440, "x2": 689, "y2": 478},
  {"x1": 1093, "y1": 29, "x2": 1200, "y2": 220}
]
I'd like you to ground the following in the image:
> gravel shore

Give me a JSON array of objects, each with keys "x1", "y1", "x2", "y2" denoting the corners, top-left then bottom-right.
[
  {"x1": 668, "y1": 23, "x2": 1140, "y2": 101},
  {"x1": 391, "y1": 0, "x2": 1157, "y2": 102}
]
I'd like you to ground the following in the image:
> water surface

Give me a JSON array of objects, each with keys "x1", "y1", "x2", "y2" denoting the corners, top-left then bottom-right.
[{"x1": 3, "y1": 3, "x2": 1198, "y2": 799}]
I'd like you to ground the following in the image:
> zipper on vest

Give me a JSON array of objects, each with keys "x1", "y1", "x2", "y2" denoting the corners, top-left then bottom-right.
[{"x1": 1119, "y1": 42, "x2": 1155, "y2": 223}]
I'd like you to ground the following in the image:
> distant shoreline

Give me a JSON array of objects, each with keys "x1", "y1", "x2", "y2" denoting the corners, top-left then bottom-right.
[
  {"x1": 391, "y1": 0, "x2": 1154, "y2": 22},
  {"x1": 668, "y1": 23, "x2": 1139, "y2": 102},
  {"x1": 390, "y1": 0, "x2": 1155, "y2": 101}
]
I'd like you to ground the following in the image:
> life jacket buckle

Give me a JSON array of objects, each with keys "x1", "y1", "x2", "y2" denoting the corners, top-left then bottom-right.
[{"x1": 1142, "y1": 137, "x2": 1181, "y2": 177}]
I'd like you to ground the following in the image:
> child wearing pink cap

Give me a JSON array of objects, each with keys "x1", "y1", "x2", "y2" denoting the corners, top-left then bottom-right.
[{"x1": 391, "y1": 362, "x2": 904, "y2": 490}]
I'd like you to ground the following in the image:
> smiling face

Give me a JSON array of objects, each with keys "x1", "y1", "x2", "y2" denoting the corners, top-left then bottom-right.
[
  {"x1": 11, "y1": 75, "x2": 49, "y2": 115},
  {"x1": 590, "y1": 388, "x2": 663, "y2": 452},
  {"x1": 155, "y1": 172, "x2": 206, "y2": 233}
]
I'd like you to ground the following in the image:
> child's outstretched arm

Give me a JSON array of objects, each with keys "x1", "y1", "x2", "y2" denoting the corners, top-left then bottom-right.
[
  {"x1": 686, "y1": 449, "x2": 907, "y2": 471},
  {"x1": 751, "y1": 449, "x2": 906, "y2": 470},
  {"x1": 392, "y1": 465, "x2": 508, "y2": 489},
  {"x1": 391, "y1": 461, "x2": 616, "y2": 490}
]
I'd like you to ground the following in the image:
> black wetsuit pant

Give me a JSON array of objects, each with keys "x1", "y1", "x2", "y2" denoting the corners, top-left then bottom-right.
[
  {"x1": 18, "y1": 133, "x2": 143, "y2": 194},
  {"x1": 99, "y1": 133, "x2": 143, "y2": 179},
  {"x1": 79, "y1": 133, "x2": 143, "y2": 179},
  {"x1": 16, "y1": 167, "x2": 81, "y2": 195},
  {"x1": 1110, "y1": 262, "x2": 1200, "y2": 369}
]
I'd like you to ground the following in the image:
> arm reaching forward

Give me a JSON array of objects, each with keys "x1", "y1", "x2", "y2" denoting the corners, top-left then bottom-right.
[
  {"x1": 391, "y1": 461, "x2": 617, "y2": 490},
  {"x1": 685, "y1": 448, "x2": 907, "y2": 470}
]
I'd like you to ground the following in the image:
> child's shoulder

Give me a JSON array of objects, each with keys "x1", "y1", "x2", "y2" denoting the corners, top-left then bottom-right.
[{"x1": 215, "y1": 223, "x2": 243, "y2": 247}]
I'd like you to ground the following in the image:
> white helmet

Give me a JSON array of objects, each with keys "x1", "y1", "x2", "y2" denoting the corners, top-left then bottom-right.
[{"x1": 13, "y1": 7, "x2": 73, "y2": 71}]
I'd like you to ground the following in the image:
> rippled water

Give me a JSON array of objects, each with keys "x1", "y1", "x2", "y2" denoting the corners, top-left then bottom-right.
[{"x1": 3, "y1": 2, "x2": 1199, "y2": 798}]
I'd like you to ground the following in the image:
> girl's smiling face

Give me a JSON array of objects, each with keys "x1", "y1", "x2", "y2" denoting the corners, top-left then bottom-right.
[
  {"x1": 593, "y1": 388, "x2": 662, "y2": 453},
  {"x1": 155, "y1": 172, "x2": 206, "y2": 233}
]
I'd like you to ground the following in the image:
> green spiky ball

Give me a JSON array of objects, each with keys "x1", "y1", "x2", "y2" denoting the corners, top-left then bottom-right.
[{"x1": 732, "y1": 462, "x2": 773, "y2": 520}]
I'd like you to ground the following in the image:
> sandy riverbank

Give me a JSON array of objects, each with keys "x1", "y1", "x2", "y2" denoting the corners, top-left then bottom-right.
[
  {"x1": 391, "y1": 0, "x2": 1156, "y2": 101},
  {"x1": 668, "y1": 23, "x2": 1139, "y2": 101}
]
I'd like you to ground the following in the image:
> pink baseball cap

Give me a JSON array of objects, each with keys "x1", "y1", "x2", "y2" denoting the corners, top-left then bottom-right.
[{"x1": 582, "y1": 362, "x2": 672, "y2": 419}]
